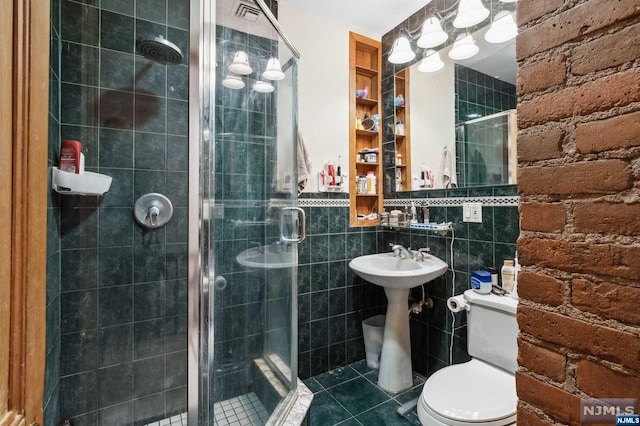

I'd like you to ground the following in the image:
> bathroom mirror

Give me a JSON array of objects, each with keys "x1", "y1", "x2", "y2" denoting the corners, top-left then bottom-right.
[{"x1": 387, "y1": 0, "x2": 518, "y2": 192}]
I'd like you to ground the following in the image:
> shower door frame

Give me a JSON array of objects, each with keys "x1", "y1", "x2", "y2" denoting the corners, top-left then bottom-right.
[{"x1": 187, "y1": 1, "x2": 305, "y2": 424}]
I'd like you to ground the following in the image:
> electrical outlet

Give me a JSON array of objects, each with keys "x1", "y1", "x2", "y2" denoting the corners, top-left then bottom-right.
[{"x1": 463, "y1": 202, "x2": 482, "y2": 223}]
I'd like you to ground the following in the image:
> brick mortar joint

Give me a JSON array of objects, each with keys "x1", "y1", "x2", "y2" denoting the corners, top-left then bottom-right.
[
  {"x1": 518, "y1": 230, "x2": 640, "y2": 246},
  {"x1": 568, "y1": 352, "x2": 640, "y2": 377},
  {"x1": 517, "y1": 401, "x2": 559, "y2": 425},
  {"x1": 517, "y1": 2, "x2": 640, "y2": 62},
  {"x1": 517, "y1": 0, "x2": 591, "y2": 32},
  {"x1": 517, "y1": 103, "x2": 640, "y2": 136},
  {"x1": 517, "y1": 188, "x2": 640, "y2": 205},
  {"x1": 518, "y1": 56, "x2": 640, "y2": 102},
  {"x1": 517, "y1": 368, "x2": 586, "y2": 400},
  {"x1": 518, "y1": 299, "x2": 640, "y2": 336},
  {"x1": 519, "y1": 333, "x2": 572, "y2": 357}
]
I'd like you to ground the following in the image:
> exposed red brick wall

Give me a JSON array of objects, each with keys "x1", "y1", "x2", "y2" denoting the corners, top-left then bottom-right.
[
  {"x1": 516, "y1": 0, "x2": 640, "y2": 423},
  {"x1": 518, "y1": 339, "x2": 566, "y2": 382},
  {"x1": 520, "y1": 202, "x2": 565, "y2": 233},
  {"x1": 577, "y1": 360, "x2": 640, "y2": 398},
  {"x1": 517, "y1": 271, "x2": 564, "y2": 306}
]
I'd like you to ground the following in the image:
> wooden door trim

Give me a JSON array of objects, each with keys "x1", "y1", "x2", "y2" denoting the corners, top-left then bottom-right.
[{"x1": 1, "y1": 0, "x2": 50, "y2": 425}]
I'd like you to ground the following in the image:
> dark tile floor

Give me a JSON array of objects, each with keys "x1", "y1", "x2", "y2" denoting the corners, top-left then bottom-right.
[{"x1": 305, "y1": 361, "x2": 424, "y2": 425}]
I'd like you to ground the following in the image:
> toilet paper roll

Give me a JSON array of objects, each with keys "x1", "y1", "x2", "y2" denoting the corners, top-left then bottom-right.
[{"x1": 447, "y1": 295, "x2": 469, "y2": 313}]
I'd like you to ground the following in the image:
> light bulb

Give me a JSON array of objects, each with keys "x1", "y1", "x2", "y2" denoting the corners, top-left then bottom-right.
[
  {"x1": 453, "y1": 0, "x2": 490, "y2": 28},
  {"x1": 222, "y1": 75, "x2": 244, "y2": 89},
  {"x1": 262, "y1": 58, "x2": 285, "y2": 81},
  {"x1": 253, "y1": 80, "x2": 275, "y2": 93},
  {"x1": 484, "y1": 11, "x2": 517, "y2": 43},
  {"x1": 418, "y1": 50, "x2": 445, "y2": 73},
  {"x1": 388, "y1": 35, "x2": 415, "y2": 64},
  {"x1": 228, "y1": 51, "x2": 253, "y2": 75},
  {"x1": 448, "y1": 33, "x2": 479, "y2": 60},
  {"x1": 417, "y1": 17, "x2": 448, "y2": 49}
]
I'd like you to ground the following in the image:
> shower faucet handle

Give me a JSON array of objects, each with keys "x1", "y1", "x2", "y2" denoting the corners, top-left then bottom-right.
[{"x1": 148, "y1": 205, "x2": 160, "y2": 226}]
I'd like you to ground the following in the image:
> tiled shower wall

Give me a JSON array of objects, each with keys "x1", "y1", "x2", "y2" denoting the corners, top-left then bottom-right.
[{"x1": 52, "y1": 0, "x2": 190, "y2": 424}]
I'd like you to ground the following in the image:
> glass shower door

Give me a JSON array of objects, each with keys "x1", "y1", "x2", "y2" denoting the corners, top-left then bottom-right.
[{"x1": 196, "y1": 0, "x2": 301, "y2": 424}]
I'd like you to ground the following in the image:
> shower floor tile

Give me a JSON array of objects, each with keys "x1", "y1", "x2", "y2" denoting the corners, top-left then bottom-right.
[
  {"x1": 145, "y1": 392, "x2": 269, "y2": 426},
  {"x1": 306, "y1": 361, "x2": 424, "y2": 426}
]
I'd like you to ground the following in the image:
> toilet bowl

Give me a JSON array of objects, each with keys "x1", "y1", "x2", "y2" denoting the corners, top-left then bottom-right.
[
  {"x1": 417, "y1": 290, "x2": 518, "y2": 425},
  {"x1": 417, "y1": 359, "x2": 516, "y2": 425}
]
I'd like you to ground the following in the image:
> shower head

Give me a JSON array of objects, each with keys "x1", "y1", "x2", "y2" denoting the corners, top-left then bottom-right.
[{"x1": 136, "y1": 35, "x2": 183, "y2": 65}]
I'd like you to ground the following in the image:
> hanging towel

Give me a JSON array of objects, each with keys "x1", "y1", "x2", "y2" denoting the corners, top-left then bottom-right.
[
  {"x1": 439, "y1": 146, "x2": 458, "y2": 188},
  {"x1": 297, "y1": 130, "x2": 312, "y2": 194}
]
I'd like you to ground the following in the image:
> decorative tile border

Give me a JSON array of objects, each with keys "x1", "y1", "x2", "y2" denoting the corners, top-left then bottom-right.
[
  {"x1": 384, "y1": 196, "x2": 519, "y2": 207},
  {"x1": 209, "y1": 195, "x2": 519, "y2": 210},
  {"x1": 295, "y1": 198, "x2": 350, "y2": 207}
]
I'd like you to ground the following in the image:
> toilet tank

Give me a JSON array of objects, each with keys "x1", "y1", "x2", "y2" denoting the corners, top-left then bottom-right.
[{"x1": 463, "y1": 290, "x2": 519, "y2": 374}]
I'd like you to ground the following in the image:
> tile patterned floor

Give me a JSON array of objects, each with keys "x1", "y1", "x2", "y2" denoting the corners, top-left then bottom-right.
[
  {"x1": 145, "y1": 412, "x2": 187, "y2": 426},
  {"x1": 305, "y1": 361, "x2": 424, "y2": 426},
  {"x1": 145, "y1": 392, "x2": 269, "y2": 426}
]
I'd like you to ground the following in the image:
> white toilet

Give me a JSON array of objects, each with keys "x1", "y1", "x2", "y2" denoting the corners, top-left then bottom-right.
[{"x1": 418, "y1": 290, "x2": 518, "y2": 426}]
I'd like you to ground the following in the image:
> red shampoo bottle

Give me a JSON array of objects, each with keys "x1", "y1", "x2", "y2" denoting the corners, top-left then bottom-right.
[{"x1": 59, "y1": 140, "x2": 82, "y2": 174}]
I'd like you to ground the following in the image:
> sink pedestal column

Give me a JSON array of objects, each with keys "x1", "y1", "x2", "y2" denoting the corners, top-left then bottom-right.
[{"x1": 377, "y1": 287, "x2": 413, "y2": 393}]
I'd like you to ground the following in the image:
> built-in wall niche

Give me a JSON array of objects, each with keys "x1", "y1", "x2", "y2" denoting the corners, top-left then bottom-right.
[{"x1": 383, "y1": 0, "x2": 518, "y2": 194}]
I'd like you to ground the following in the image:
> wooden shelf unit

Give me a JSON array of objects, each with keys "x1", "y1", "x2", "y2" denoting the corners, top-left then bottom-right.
[
  {"x1": 349, "y1": 32, "x2": 383, "y2": 226},
  {"x1": 394, "y1": 68, "x2": 411, "y2": 192}
]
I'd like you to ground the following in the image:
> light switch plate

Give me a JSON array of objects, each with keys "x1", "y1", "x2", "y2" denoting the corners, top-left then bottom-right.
[{"x1": 463, "y1": 202, "x2": 482, "y2": 223}]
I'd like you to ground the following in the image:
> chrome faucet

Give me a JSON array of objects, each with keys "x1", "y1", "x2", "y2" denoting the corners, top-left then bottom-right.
[
  {"x1": 415, "y1": 247, "x2": 430, "y2": 262},
  {"x1": 390, "y1": 244, "x2": 414, "y2": 259}
]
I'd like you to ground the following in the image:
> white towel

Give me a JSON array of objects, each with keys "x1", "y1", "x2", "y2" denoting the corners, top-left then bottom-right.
[
  {"x1": 439, "y1": 146, "x2": 457, "y2": 188},
  {"x1": 297, "y1": 130, "x2": 312, "y2": 193}
]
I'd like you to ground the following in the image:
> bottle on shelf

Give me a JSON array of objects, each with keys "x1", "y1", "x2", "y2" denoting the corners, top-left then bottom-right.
[
  {"x1": 336, "y1": 156, "x2": 342, "y2": 186},
  {"x1": 365, "y1": 171, "x2": 376, "y2": 194},
  {"x1": 327, "y1": 161, "x2": 336, "y2": 186}
]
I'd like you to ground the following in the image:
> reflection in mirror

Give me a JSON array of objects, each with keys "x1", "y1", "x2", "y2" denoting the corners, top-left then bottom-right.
[{"x1": 386, "y1": 0, "x2": 518, "y2": 192}]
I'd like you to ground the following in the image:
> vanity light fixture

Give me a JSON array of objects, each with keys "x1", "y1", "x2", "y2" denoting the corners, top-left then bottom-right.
[
  {"x1": 228, "y1": 50, "x2": 253, "y2": 75},
  {"x1": 418, "y1": 49, "x2": 445, "y2": 72},
  {"x1": 262, "y1": 57, "x2": 285, "y2": 80},
  {"x1": 452, "y1": 0, "x2": 490, "y2": 28},
  {"x1": 253, "y1": 80, "x2": 275, "y2": 93},
  {"x1": 388, "y1": 0, "x2": 514, "y2": 65},
  {"x1": 388, "y1": 32, "x2": 416, "y2": 64},
  {"x1": 448, "y1": 33, "x2": 479, "y2": 60},
  {"x1": 484, "y1": 11, "x2": 517, "y2": 43},
  {"x1": 222, "y1": 74, "x2": 245, "y2": 89},
  {"x1": 417, "y1": 16, "x2": 448, "y2": 48}
]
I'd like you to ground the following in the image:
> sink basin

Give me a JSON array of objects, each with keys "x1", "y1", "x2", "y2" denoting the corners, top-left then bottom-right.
[
  {"x1": 349, "y1": 251, "x2": 448, "y2": 394},
  {"x1": 348, "y1": 252, "x2": 448, "y2": 289},
  {"x1": 236, "y1": 245, "x2": 295, "y2": 269}
]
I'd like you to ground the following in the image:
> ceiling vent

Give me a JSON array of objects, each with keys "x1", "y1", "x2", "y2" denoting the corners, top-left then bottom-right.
[{"x1": 234, "y1": 0, "x2": 261, "y2": 22}]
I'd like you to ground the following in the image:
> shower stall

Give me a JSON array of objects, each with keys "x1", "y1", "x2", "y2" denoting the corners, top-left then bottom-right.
[{"x1": 47, "y1": 0, "x2": 307, "y2": 424}]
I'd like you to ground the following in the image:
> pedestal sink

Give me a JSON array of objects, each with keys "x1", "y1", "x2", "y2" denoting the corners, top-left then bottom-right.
[{"x1": 349, "y1": 252, "x2": 448, "y2": 393}]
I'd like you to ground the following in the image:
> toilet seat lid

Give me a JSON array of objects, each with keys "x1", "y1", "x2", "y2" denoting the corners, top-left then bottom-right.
[{"x1": 423, "y1": 359, "x2": 516, "y2": 423}]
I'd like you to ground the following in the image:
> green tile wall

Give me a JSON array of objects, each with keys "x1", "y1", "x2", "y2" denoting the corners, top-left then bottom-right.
[{"x1": 54, "y1": 0, "x2": 190, "y2": 424}]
